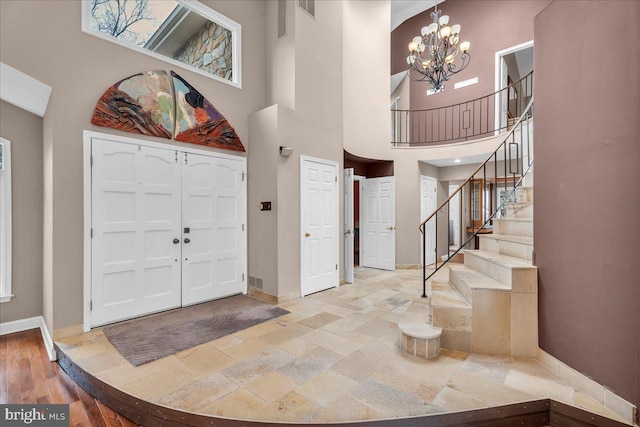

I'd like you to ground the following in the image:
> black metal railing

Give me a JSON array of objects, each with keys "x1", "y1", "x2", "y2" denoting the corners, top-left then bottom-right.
[
  {"x1": 391, "y1": 71, "x2": 533, "y2": 146},
  {"x1": 418, "y1": 98, "x2": 534, "y2": 297}
]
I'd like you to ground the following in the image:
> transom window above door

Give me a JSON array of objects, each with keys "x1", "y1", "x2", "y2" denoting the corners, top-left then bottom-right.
[{"x1": 81, "y1": 0, "x2": 242, "y2": 88}]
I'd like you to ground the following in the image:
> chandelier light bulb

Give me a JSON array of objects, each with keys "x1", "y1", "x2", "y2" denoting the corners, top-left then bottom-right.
[
  {"x1": 440, "y1": 26, "x2": 451, "y2": 38},
  {"x1": 460, "y1": 41, "x2": 471, "y2": 53},
  {"x1": 450, "y1": 24, "x2": 461, "y2": 35},
  {"x1": 438, "y1": 15, "x2": 449, "y2": 25},
  {"x1": 421, "y1": 26, "x2": 430, "y2": 36},
  {"x1": 408, "y1": 41, "x2": 419, "y2": 52}
]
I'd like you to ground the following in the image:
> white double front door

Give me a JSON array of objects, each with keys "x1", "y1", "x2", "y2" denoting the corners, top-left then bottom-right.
[{"x1": 90, "y1": 138, "x2": 245, "y2": 327}]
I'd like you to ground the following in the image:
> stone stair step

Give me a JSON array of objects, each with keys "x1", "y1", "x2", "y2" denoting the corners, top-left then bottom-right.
[
  {"x1": 398, "y1": 322, "x2": 442, "y2": 359},
  {"x1": 493, "y1": 217, "x2": 533, "y2": 238},
  {"x1": 449, "y1": 264, "x2": 510, "y2": 304},
  {"x1": 504, "y1": 201, "x2": 533, "y2": 219},
  {"x1": 463, "y1": 250, "x2": 537, "y2": 293},
  {"x1": 479, "y1": 233, "x2": 533, "y2": 262}
]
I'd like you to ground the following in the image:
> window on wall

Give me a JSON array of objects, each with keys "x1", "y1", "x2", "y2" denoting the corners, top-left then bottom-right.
[
  {"x1": 81, "y1": 0, "x2": 242, "y2": 88},
  {"x1": 298, "y1": 0, "x2": 315, "y2": 17},
  {"x1": 0, "y1": 137, "x2": 12, "y2": 303}
]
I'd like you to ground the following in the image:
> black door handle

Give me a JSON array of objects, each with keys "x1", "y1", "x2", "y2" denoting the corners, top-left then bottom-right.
[
  {"x1": 173, "y1": 238, "x2": 180, "y2": 244},
  {"x1": 184, "y1": 238, "x2": 191, "y2": 244}
]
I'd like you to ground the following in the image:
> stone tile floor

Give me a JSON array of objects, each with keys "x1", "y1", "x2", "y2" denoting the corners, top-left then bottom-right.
[{"x1": 57, "y1": 266, "x2": 628, "y2": 424}]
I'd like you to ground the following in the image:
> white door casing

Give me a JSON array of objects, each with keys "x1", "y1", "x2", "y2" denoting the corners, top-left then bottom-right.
[
  {"x1": 343, "y1": 168, "x2": 354, "y2": 284},
  {"x1": 494, "y1": 40, "x2": 534, "y2": 133},
  {"x1": 420, "y1": 176, "x2": 437, "y2": 266},
  {"x1": 361, "y1": 177, "x2": 395, "y2": 271},
  {"x1": 301, "y1": 156, "x2": 339, "y2": 296},
  {"x1": 182, "y1": 153, "x2": 246, "y2": 306},
  {"x1": 91, "y1": 140, "x2": 182, "y2": 327}
]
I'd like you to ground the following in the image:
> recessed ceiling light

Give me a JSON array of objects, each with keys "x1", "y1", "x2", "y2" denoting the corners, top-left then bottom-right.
[{"x1": 454, "y1": 158, "x2": 461, "y2": 163}]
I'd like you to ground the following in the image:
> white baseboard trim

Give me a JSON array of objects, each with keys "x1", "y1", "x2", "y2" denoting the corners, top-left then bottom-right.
[
  {"x1": 0, "y1": 315, "x2": 57, "y2": 361},
  {"x1": 537, "y1": 350, "x2": 637, "y2": 425}
]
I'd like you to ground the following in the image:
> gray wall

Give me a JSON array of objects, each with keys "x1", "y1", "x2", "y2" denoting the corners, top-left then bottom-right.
[
  {"x1": 0, "y1": 101, "x2": 44, "y2": 323},
  {"x1": 534, "y1": 0, "x2": 640, "y2": 409},
  {"x1": 0, "y1": 0, "x2": 267, "y2": 330}
]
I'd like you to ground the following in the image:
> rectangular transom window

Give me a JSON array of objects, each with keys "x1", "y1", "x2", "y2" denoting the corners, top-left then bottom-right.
[
  {"x1": 81, "y1": 0, "x2": 242, "y2": 88},
  {"x1": 0, "y1": 137, "x2": 12, "y2": 303},
  {"x1": 298, "y1": 0, "x2": 315, "y2": 17}
]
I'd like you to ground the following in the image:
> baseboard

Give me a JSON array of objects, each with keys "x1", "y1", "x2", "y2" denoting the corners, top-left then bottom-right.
[
  {"x1": 537, "y1": 350, "x2": 637, "y2": 425},
  {"x1": 248, "y1": 288, "x2": 278, "y2": 305},
  {"x1": 0, "y1": 315, "x2": 57, "y2": 361},
  {"x1": 396, "y1": 264, "x2": 422, "y2": 270}
]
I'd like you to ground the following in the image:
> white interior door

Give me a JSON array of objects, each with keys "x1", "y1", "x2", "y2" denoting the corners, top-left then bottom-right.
[
  {"x1": 420, "y1": 176, "x2": 437, "y2": 266},
  {"x1": 182, "y1": 153, "x2": 246, "y2": 306},
  {"x1": 343, "y1": 168, "x2": 354, "y2": 283},
  {"x1": 500, "y1": 57, "x2": 509, "y2": 129},
  {"x1": 361, "y1": 177, "x2": 395, "y2": 271},
  {"x1": 91, "y1": 140, "x2": 181, "y2": 327},
  {"x1": 449, "y1": 184, "x2": 461, "y2": 248},
  {"x1": 301, "y1": 157, "x2": 338, "y2": 296}
]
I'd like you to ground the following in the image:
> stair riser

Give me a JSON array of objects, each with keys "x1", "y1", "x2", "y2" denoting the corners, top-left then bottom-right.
[
  {"x1": 440, "y1": 329, "x2": 471, "y2": 353},
  {"x1": 479, "y1": 238, "x2": 533, "y2": 262},
  {"x1": 400, "y1": 333, "x2": 440, "y2": 359},
  {"x1": 471, "y1": 289, "x2": 511, "y2": 355},
  {"x1": 433, "y1": 306, "x2": 471, "y2": 332},
  {"x1": 516, "y1": 186, "x2": 534, "y2": 203},
  {"x1": 449, "y1": 270, "x2": 473, "y2": 304},
  {"x1": 504, "y1": 203, "x2": 533, "y2": 219},
  {"x1": 464, "y1": 253, "x2": 537, "y2": 292},
  {"x1": 494, "y1": 219, "x2": 533, "y2": 238}
]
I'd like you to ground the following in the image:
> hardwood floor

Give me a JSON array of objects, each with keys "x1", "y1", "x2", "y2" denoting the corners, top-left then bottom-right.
[{"x1": 0, "y1": 328, "x2": 140, "y2": 427}]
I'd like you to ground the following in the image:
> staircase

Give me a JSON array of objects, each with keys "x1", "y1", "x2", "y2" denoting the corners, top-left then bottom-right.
[
  {"x1": 432, "y1": 171, "x2": 537, "y2": 357},
  {"x1": 399, "y1": 99, "x2": 536, "y2": 359}
]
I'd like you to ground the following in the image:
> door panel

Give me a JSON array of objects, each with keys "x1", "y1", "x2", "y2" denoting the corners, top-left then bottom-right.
[
  {"x1": 91, "y1": 140, "x2": 181, "y2": 327},
  {"x1": 182, "y1": 153, "x2": 245, "y2": 306},
  {"x1": 361, "y1": 177, "x2": 395, "y2": 271},
  {"x1": 301, "y1": 158, "x2": 338, "y2": 296}
]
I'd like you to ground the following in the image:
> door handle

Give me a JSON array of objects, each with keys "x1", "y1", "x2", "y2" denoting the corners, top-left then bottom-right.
[
  {"x1": 344, "y1": 230, "x2": 352, "y2": 235},
  {"x1": 304, "y1": 233, "x2": 311, "y2": 238},
  {"x1": 387, "y1": 226, "x2": 396, "y2": 231},
  {"x1": 173, "y1": 238, "x2": 180, "y2": 244},
  {"x1": 184, "y1": 238, "x2": 191, "y2": 244}
]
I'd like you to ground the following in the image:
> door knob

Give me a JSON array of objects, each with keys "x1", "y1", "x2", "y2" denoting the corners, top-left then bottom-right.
[
  {"x1": 344, "y1": 230, "x2": 352, "y2": 235},
  {"x1": 184, "y1": 238, "x2": 191, "y2": 244},
  {"x1": 173, "y1": 238, "x2": 180, "y2": 244},
  {"x1": 305, "y1": 233, "x2": 311, "y2": 237},
  {"x1": 387, "y1": 226, "x2": 396, "y2": 231}
]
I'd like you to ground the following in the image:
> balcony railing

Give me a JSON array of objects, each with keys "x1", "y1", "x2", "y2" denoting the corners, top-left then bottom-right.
[{"x1": 391, "y1": 71, "x2": 532, "y2": 146}]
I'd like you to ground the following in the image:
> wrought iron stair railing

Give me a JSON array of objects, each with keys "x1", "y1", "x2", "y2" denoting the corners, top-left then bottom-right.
[
  {"x1": 392, "y1": 71, "x2": 532, "y2": 146},
  {"x1": 418, "y1": 98, "x2": 534, "y2": 297}
]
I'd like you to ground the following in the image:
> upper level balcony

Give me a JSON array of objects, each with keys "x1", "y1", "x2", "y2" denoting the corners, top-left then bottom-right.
[{"x1": 391, "y1": 71, "x2": 532, "y2": 147}]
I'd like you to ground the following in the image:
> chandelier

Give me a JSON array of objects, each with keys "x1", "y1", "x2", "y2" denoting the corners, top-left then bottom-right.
[{"x1": 406, "y1": 3, "x2": 471, "y2": 92}]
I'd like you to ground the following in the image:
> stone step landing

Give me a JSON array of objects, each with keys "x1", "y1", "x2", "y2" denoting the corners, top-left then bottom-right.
[{"x1": 398, "y1": 321, "x2": 442, "y2": 359}]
